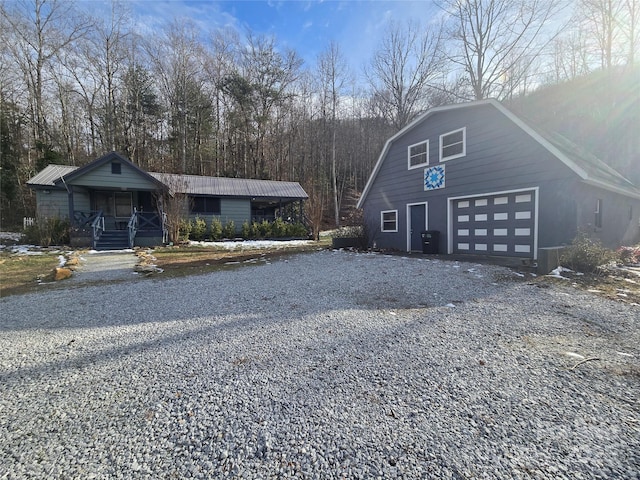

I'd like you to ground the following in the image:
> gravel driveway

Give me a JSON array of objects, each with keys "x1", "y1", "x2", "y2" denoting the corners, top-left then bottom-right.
[{"x1": 1, "y1": 250, "x2": 638, "y2": 479}]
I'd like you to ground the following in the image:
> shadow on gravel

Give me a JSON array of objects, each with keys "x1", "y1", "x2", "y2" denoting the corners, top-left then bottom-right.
[{"x1": 0, "y1": 250, "x2": 531, "y2": 333}]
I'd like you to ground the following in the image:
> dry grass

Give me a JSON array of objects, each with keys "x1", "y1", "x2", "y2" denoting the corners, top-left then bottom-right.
[
  {"x1": 0, "y1": 252, "x2": 62, "y2": 296},
  {"x1": 0, "y1": 240, "x2": 331, "y2": 296},
  {"x1": 541, "y1": 266, "x2": 640, "y2": 305}
]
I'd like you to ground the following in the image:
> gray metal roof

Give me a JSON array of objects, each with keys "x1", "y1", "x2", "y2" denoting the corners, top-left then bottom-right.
[
  {"x1": 148, "y1": 173, "x2": 308, "y2": 199},
  {"x1": 27, "y1": 165, "x2": 78, "y2": 187},
  {"x1": 28, "y1": 164, "x2": 308, "y2": 200}
]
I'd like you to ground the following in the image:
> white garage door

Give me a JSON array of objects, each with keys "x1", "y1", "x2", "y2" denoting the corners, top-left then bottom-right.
[{"x1": 452, "y1": 190, "x2": 537, "y2": 258}]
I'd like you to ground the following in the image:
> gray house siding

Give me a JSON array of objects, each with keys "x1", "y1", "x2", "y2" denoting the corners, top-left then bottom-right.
[
  {"x1": 35, "y1": 190, "x2": 68, "y2": 218},
  {"x1": 220, "y1": 198, "x2": 251, "y2": 232},
  {"x1": 67, "y1": 160, "x2": 158, "y2": 190}
]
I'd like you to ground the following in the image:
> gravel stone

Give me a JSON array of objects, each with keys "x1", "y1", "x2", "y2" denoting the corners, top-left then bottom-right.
[{"x1": 0, "y1": 250, "x2": 638, "y2": 479}]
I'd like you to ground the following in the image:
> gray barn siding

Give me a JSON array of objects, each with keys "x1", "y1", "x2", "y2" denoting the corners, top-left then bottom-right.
[
  {"x1": 574, "y1": 185, "x2": 640, "y2": 247},
  {"x1": 365, "y1": 104, "x2": 579, "y2": 252},
  {"x1": 67, "y1": 161, "x2": 158, "y2": 190}
]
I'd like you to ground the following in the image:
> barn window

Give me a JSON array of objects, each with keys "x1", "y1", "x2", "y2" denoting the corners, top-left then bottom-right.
[
  {"x1": 408, "y1": 140, "x2": 429, "y2": 169},
  {"x1": 111, "y1": 162, "x2": 121, "y2": 174},
  {"x1": 191, "y1": 196, "x2": 221, "y2": 214},
  {"x1": 440, "y1": 127, "x2": 466, "y2": 161},
  {"x1": 595, "y1": 199, "x2": 603, "y2": 228},
  {"x1": 381, "y1": 210, "x2": 398, "y2": 232}
]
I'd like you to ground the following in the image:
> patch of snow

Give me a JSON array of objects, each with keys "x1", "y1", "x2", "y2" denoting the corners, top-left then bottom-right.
[
  {"x1": 616, "y1": 351, "x2": 634, "y2": 357},
  {"x1": 189, "y1": 240, "x2": 312, "y2": 250},
  {"x1": 9, "y1": 246, "x2": 43, "y2": 255},
  {"x1": 546, "y1": 266, "x2": 573, "y2": 280},
  {"x1": 564, "y1": 352, "x2": 585, "y2": 360},
  {"x1": 0, "y1": 231, "x2": 23, "y2": 241},
  {"x1": 445, "y1": 303, "x2": 456, "y2": 308},
  {"x1": 57, "y1": 255, "x2": 66, "y2": 267}
]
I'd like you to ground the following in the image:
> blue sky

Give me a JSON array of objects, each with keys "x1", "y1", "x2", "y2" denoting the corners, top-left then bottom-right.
[{"x1": 101, "y1": 0, "x2": 441, "y2": 72}]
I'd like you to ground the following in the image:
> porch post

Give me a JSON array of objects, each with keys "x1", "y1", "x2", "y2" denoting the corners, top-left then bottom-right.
[{"x1": 67, "y1": 187, "x2": 75, "y2": 224}]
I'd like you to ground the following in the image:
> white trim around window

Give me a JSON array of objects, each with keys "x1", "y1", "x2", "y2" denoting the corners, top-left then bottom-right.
[
  {"x1": 407, "y1": 139, "x2": 429, "y2": 169},
  {"x1": 439, "y1": 127, "x2": 466, "y2": 162},
  {"x1": 381, "y1": 209, "x2": 398, "y2": 232}
]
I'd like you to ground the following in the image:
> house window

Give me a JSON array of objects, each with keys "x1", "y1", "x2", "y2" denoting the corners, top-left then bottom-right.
[
  {"x1": 111, "y1": 162, "x2": 121, "y2": 174},
  {"x1": 440, "y1": 127, "x2": 466, "y2": 161},
  {"x1": 408, "y1": 140, "x2": 429, "y2": 169},
  {"x1": 191, "y1": 196, "x2": 221, "y2": 214},
  {"x1": 381, "y1": 210, "x2": 398, "y2": 232},
  {"x1": 595, "y1": 199, "x2": 603, "y2": 228}
]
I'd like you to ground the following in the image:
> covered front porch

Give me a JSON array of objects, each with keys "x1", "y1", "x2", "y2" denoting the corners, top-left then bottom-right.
[{"x1": 71, "y1": 189, "x2": 166, "y2": 250}]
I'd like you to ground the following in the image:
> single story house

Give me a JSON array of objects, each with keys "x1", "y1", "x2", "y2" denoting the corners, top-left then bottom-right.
[
  {"x1": 27, "y1": 152, "x2": 308, "y2": 249},
  {"x1": 357, "y1": 99, "x2": 640, "y2": 266}
]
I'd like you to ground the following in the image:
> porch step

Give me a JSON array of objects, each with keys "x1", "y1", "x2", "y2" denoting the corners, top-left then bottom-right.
[{"x1": 95, "y1": 230, "x2": 129, "y2": 251}]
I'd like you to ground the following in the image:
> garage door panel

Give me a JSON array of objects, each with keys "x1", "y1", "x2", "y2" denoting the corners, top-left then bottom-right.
[{"x1": 452, "y1": 191, "x2": 536, "y2": 257}]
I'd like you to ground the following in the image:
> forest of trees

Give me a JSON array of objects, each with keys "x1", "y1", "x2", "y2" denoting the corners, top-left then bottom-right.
[{"x1": 1, "y1": 0, "x2": 638, "y2": 228}]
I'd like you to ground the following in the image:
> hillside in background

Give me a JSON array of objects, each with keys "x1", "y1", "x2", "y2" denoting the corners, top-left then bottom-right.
[{"x1": 508, "y1": 66, "x2": 640, "y2": 185}]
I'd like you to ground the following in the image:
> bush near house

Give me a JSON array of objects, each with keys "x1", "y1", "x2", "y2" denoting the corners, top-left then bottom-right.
[
  {"x1": 23, "y1": 216, "x2": 70, "y2": 247},
  {"x1": 617, "y1": 245, "x2": 640, "y2": 265},
  {"x1": 240, "y1": 220, "x2": 307, "y2": 240},
  {"x1": 560, "y1": 232, "x2": 618, "y2": 273},
  {"x1": 222, "y1": 220, "x2": 235, "y2": 239},
  {"x1": 191, "y1": 217, "x2": 207, "y2": 241},
  {"x1": 178, "y1": 219, "x2": 192, "y2": 243},
  {"x1": 209, "y1": 218, "x2": 223, "y2": 240}
]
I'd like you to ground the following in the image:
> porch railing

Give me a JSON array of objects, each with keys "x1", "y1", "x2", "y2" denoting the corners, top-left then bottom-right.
[
  {"x1": 91, "y1": 210, "x2": 105, "y2": 249},
  {"x1": 127, "y1": 209, "x2": 138, "y2": 248}
]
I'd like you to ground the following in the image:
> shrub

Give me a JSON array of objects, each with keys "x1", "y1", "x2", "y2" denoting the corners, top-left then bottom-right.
[
  {"x1": 617, "y1": 245, "x2": 640, "y2": 265},
  {"x1": 209, "y1": 218, "x2": 223, "y2": 240},
  {"x1": 271, "y1": 217, "x2": 286, "y2": 237},
  {"x1": 241, "y1": 221, "x2": 251, "y2": 239},
  {"x1": 23, "y1": 216, "x2": 70, "y2": 247},
  {"x1": 249, "y1": 221, "x2": 260, "y2": 239},
  {"x1": 258, "y1": 219, "x2": 271, "y2": 238},
  {"x1": 191, "y1": 217, "x2": 207, "y2": 241},
  {"x1": 178, "y1": 219, "x2": 192, "y2": 242},
  {"x1": 560, "y1": 232, "x2": 617, "y2": 273},
  {"x1": 285, "y1": 222, "x2": 308, "y2": 238},
  {"x1": 222, "y1": 220, "x2": 235, "y2": 239}
]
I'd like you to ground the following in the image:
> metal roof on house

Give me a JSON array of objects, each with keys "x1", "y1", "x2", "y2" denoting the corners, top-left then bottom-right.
[
  {"x1": 27, "y1": 163, "x2": 308, "y2": 200},
  {"x1": 27, "y1": 165, "x2": 78, "y2": 187},
  {"x1": 148, "y1": 173, "x2": 307, "y2": 199}
]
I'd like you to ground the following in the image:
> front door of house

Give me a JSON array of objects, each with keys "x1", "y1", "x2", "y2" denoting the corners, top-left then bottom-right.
[
  {"x1": 409, "y1": 203, "x2": 427, "y2": 252},
  {"x1": 94, "y1": 191, "x2": 133, "y2": 229}
]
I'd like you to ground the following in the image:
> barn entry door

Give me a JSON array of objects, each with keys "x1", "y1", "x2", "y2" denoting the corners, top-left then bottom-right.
[{"x1": 408, "y1": 202, "x2": 428, "y2": 252}]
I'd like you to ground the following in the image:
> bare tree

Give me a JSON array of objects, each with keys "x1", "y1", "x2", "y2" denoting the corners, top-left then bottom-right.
[
  {"x1": 625, "y1": 0, "x2": 640, "y2": 64},
  {"x1": 317, "y1": 41, "x2": 350, "y2": 227},
  {"x1": 0, "y1": 0, "x2": 91, "y2": 159},
  {"x1": 365, "y1": 19, "x2": 445, "y2": 130},
  {"x1": 438, "y1": 0, "x2": 564, "y2": 100},
  {"x1": 579, "y1": 0, "x2": 640, "y2": 68},
  {"x1": 580, "y1": 0, "x2": 625, "y2": 69},
  {"x1": 549, "y1": 28, "x2": 592, "y2": 81},
  {"x1": 146, "y1": 19, "x2": 208, "y2": 173}
]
